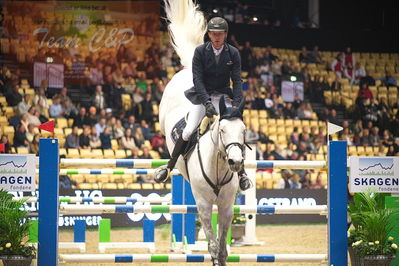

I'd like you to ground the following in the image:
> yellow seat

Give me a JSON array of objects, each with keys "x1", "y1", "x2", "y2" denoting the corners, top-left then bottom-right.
[
  {"x1": 115, "y1": 149, "x2": 127, "y2": 159},
  {"x1": 127, "y1": 183, "x2": 142, "y2": 189},
  {"x1": 111, "y1": 139, "x2": 119, "y2": 150},
  {"x1": 92, "y1": 149, "x2": 103, "y2": 158},
  {"x1": 79, "y1": 149, "x2": 92, "y2": 158},
  {"x1": 67, "y1": 148, "x2": 80, "y2": 158},
  {"x1": 102, "y1": 183, "x2": 118, "y2": 189},
  {"x1": 103, "y1": 149, "x2": 115, "y2": 159},
  {"x1": 17, "y1": 147, "x2": 29, "y2": 154},
  {"x1": 56, "y1": 118, "x2": 68, "y2": 128}
]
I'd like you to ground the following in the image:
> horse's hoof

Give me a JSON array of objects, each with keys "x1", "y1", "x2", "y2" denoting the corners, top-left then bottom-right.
[
  {"x1": 212, "y1": 258, "x2": 219, "y2": 266},
  {"x1": 154, "y1": 167, "x2": 170, "y2": 183}
]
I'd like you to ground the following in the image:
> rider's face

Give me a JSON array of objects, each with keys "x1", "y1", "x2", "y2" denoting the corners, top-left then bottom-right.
[{"x1": 208, "y1": 31, "x2": 227, "y2": 49}]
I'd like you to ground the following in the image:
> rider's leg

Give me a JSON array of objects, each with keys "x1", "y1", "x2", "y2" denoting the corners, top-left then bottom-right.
[{"x1": 154, "y1": 104, "x2": 205, "y2": 183}]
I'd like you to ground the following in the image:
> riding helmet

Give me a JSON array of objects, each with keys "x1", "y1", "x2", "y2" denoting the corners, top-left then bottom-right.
[{"x1": 207, "y1": 17, "x2": 228, "y2": 32}]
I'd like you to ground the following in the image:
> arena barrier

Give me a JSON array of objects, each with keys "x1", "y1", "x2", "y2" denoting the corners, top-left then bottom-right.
[
  {"x1": 37, "y1": 139, "x2": 347, "y2": 265},
  {"x1": 14, "y1": 196, "x2": 171, "y2": 204}
]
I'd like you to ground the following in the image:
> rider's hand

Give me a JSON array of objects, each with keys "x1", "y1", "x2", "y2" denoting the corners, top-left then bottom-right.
[{"x1": 205, "y1": 102, "x2": 217, "y2": 118}]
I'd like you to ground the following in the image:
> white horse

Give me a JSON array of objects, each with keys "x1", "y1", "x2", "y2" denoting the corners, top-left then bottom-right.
[{"x1": 160, "y1": 1, "x2": 246, "y2": 265}]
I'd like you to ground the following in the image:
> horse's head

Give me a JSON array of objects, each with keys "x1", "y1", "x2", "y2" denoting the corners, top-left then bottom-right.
[{"x1": 217, "y1": 97, "x2": 246, "y2": 172}]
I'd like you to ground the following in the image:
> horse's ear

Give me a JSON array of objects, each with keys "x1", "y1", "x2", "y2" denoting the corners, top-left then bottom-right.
[
  {"x1": 238, "y1": 98, "x2": 245, "y2": 114},
  {"x1": 219, "y1": 96, "x2": 226, "y2": 115}
]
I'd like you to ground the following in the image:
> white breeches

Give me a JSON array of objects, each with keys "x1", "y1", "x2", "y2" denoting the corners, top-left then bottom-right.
[{"x1": 182, "y1": 93, "x2": 232, "y2": 141}]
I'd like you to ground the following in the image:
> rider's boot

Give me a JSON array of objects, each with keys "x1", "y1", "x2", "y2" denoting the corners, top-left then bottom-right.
[
  {"x1": 154, "y1": 136, "x2": 188, "y2": 183},
  {"x1": 238, "y1": 168, "x2": 252, "y2": 191}
]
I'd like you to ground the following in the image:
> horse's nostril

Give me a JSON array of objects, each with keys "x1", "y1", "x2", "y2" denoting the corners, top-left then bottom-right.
[{"x1": 228, "y1": 159, "x2": 234, "y2": 165}]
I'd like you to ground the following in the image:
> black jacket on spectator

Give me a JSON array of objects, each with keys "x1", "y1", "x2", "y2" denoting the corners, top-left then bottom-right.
[
  {"x1": 79, "y1": 134, "x2": 90, "y2": 147},
  {"x1": 13, "y1": 131, "x2": 27, "y2": 147},
  {"x1": 73, "y1": 115, "x2": 91, "y2": 128},
  {"x1": 6, "y1": 91, "x2": 22, "y2": 107},
  {"x1": 185, "y1": 42, "x2": 243, "y2": 106}
]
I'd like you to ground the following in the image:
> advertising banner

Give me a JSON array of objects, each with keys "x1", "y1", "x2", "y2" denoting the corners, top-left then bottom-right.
[
  {"x1": 0, "y1": 154, "x2": 36, "y2": 191},
  {"x1": 350, "y1": 156, "x2": 398, "y2": 193},
  {"x1": 13, "y1": 188, "x2": 327, "y2": 227}
]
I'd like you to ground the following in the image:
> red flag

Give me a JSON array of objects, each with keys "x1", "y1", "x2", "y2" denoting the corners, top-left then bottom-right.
[
  {"x1": 38, "y1": 120, "x2": 55, "y2": 133},
  {"x1": 0, "y1": 143, "x2": 5, "y2": 152}
]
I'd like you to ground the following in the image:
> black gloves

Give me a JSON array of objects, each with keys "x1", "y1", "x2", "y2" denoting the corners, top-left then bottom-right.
[{"x1": 205, "y1": 101, "x2": 217, "y2": 118}]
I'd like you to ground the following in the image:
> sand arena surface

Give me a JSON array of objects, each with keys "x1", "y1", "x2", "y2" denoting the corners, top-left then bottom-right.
[{"x1": 54, "y1": 224, "x2": 329, "y2": 266}]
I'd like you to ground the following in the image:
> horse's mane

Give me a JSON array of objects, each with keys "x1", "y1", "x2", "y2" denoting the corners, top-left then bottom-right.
[{"x1": 163, "y1": 0, "x2": 207, "y2": 68}]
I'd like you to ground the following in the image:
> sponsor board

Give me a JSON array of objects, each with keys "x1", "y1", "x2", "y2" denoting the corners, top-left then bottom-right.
[
  {"x1": 0, "y1": 154, "x2": 36, "y2": 191},
  {"x1": 350, "y1": 156, "x2": 398, "y2": 192},
  {"x1": 13, "y1": 189, "x2": 327, "y2": 227}
]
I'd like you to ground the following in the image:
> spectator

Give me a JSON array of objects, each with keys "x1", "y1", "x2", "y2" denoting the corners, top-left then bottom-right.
[
  {"x1": 290, "y1": 173, "x2": 302, "y2": 189},
  {"x1": 132, "y1": 86, "x2": 144, "y2": 104},
  {"x1": 150, "y1": 130, "x2": 165, "y2": 151},
  {"x1": 79, "y1": 126, "x2": 91, "y2": 149},
  {"x1": 360, "y1": 68, "x2": 376, "y2": 86},
  {"x1": 0, "y1": 135, "x2": 12, "y2": 153},
  {"x1": 62, "y1": 99, "x2": 78, "y2": 119},
  {"x1": 310, "y1": 173, "x2": 325, "y2": 189},
  {"x1": 298, "y1": 46, "x2": 311, "y2": 63},
  {"x1": 121, "y1": 128, "x2": 137, "y2": 150},
  {"x1": 378, "y1": 71, "x2": 397, "y2": 87},
  {"x1": 112, "y1": 119, "x2": 125, "y2": 140},
  {"x1": 356, "y1": 82, "x2": 374, "y2": 105},
  {"x1": 57, "y1": 87, "x2": 72, "y2": 104},
  {"x1": 26, "y1": 107, "x2": 41, "y2": 127},
  {"x1": 65, "y1": 126, "x2": 80, "y2": 149},
  {"x1": 369, "y1": 126, "x2": 381, "y2": 147},
  {"x1": 124, "y1": 115, "x2": 139, "y2": 132},
  {"x1": 353, "y1": 62, "x2": 366, "y2": 85},
  {"x1": 86, "y1": 106, "x2": 98, "y2": 127},
  {"x1": 92, "y1": 85, "x2": 106, "y2": 109},
  {"x1": 94, "y1": 117, "x2": 107, "y2": 137},
  {"x1": 100, "y1": 127, "x2": 112, "y2": 149},
  {"x1": 33, "y1": 87, "x2": 49, "y2": 118},
  {"x1": 330, "y1": 74, "x2": 342, "y2": 92},
  {"x1": 140, "y1": 147, "x2": 153, "y2": 159},
  {"x1": 89, "y1": 126, "x2": 101, "y2": 149},
  {"x1": 16, "y1": 94, "x2": 31, "y2": 117},
  {"x1": 29, "y1": 134, "x2": 40, "y2": 155},
  {"x1": 278, "y1": 170, "x2": 292, "y2": 189},
  {"x1": 13, "y1": 123, "x2": 29, "y2": 148},
  {"x1": 49, "y1": 96, "x2": 64, "y2": 118},
  {"x1": 327, "y1": 108, "x2": 340, "y2": 125},
  {"x1": 343, "y1": 62, "x2": 355, "y2": 84},
  {"x1": 89, "y1": 62, "x2": 104, "y2": 86},
  {"x1": 6, "y1": 84, "x2": 22, "y2": 107},
  {"x1": 360, "y1": 128, "x2": 372, "y2": 146},
  {"x1": 139, "y1": 93, "x2": 154, "y2": 125},
  {"x1": 139, "y1": 120, "x2": 152, "y2": 140},
  {"x1": 309, "y1": 45, "x2": 324, "y2": 64},
  {"x1": 73, "y1": 107, "x2": 89, "y2": 128},
  {"x1": 381, "y1": 129, "x2": 394, "y2": 147},
  {"x1": 245, "y1": 124, "x2": 259, "y2": 143},
  {"x1": 331, "y1": 53, "x2": 344, "y2": 78},
  {"x1": 343, "y1": 47, "x2": 355, "y2": 68}
]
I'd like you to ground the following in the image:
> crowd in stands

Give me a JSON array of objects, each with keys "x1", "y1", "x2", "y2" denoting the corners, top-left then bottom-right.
[{"x1": 1, "y1": 3, "x2": 399, "y2": 190}]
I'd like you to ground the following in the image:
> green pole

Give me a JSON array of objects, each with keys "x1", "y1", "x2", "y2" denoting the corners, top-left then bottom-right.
[{"x1": 99, "y1": 219, "x2": 111, "y2": 243}]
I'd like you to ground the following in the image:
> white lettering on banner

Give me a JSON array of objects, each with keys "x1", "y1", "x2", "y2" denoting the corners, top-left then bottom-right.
[
  {"x1": 258, "y1": 197, "x2": 317, "y2": 206},
  {"x1": 59, "y1": 215, "x2": 102, "y2": 227},
  {"x1": 33, "y1": 27, "x2": 134, "y2": 52}
]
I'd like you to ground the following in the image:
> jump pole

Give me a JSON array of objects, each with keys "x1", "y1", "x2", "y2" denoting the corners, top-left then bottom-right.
[{"x1": 38, "y1": 138, "x2": 59, "y2": 266}]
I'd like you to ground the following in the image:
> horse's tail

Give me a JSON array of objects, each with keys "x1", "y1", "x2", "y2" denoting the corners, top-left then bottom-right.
[{"x1": 164, "y1": 0, "x2": 207, "y2": 68}]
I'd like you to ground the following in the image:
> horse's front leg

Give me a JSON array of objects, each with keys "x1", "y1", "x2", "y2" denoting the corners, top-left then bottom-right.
[
  {"x1": 217, "y1": 203, "x2": 234, "y2": 266},
  {"x1": 196, "y1": 199, "x2": 220, "y2": 266}
]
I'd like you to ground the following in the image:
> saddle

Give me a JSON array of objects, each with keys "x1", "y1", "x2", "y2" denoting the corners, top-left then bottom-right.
[{"x1": 170, "y1": 115, "x2": 215, "y2": 159}]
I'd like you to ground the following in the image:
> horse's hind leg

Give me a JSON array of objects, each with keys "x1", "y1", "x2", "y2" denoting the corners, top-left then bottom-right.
[
  {"x1": 196, "y1": 200, "x2": 220, "y2": 266},
  {"x1": 217, "y1": 204, "x2": 234, "y2": 266}
]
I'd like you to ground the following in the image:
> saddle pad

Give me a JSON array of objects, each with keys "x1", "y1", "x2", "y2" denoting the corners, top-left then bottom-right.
[{"x1": 170, "y1": 117, "x2": 198, "y2": 158}]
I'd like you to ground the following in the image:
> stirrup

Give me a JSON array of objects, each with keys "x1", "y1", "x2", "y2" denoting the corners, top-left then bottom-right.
[{"x1": 154, "y1": 166, "x2": 171, "y2": 183}]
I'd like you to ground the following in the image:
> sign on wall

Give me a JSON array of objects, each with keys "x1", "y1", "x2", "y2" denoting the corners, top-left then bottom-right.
[
  {"x1": 350, "y1": 156, "x2": 398, "y2": 193},
  {"x1": 0, "y1": 154, "x2": 36, "y2": 191}
]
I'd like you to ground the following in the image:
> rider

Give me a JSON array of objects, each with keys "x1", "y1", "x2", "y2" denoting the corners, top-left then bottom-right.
[{"x1": 155, "y1": 17, "x2": 251, "y2": 191}]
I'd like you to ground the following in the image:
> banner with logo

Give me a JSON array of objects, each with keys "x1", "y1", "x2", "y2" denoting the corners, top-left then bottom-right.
[
  {"x1": 350, "y1": 156, "x2": 398, "y2": 193},
  {"x1": 12, "y1": 188, "x2": 327, "y2": 227},
  {"x1": 0, "y1": 154, "x2": 36, "y2": 191}
]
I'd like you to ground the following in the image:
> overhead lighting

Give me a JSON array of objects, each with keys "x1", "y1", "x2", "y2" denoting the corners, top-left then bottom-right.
[
  {"x1": 290, "y1": 75, "x2": 297, "y2": 82},
  {"x1": 253, "y1": 16, "x2": 258, "y2": 22},
  {"x1": 213, "y1": 8, "x2": 218, "y2": 13},
  {"x1": 46, "y1": 57, "x2": 53, "y2": 63}
]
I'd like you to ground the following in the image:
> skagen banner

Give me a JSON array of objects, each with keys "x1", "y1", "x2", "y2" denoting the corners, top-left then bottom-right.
[
  {"x1": 13, "y1": 189, "x2": 327, "y2": 228},
  {"x1": 350, "y1": 156, "x2": 399, "y2": 193},
  {"x1": 0, "y1": 154, "x2": 36, "y2": 191}
]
